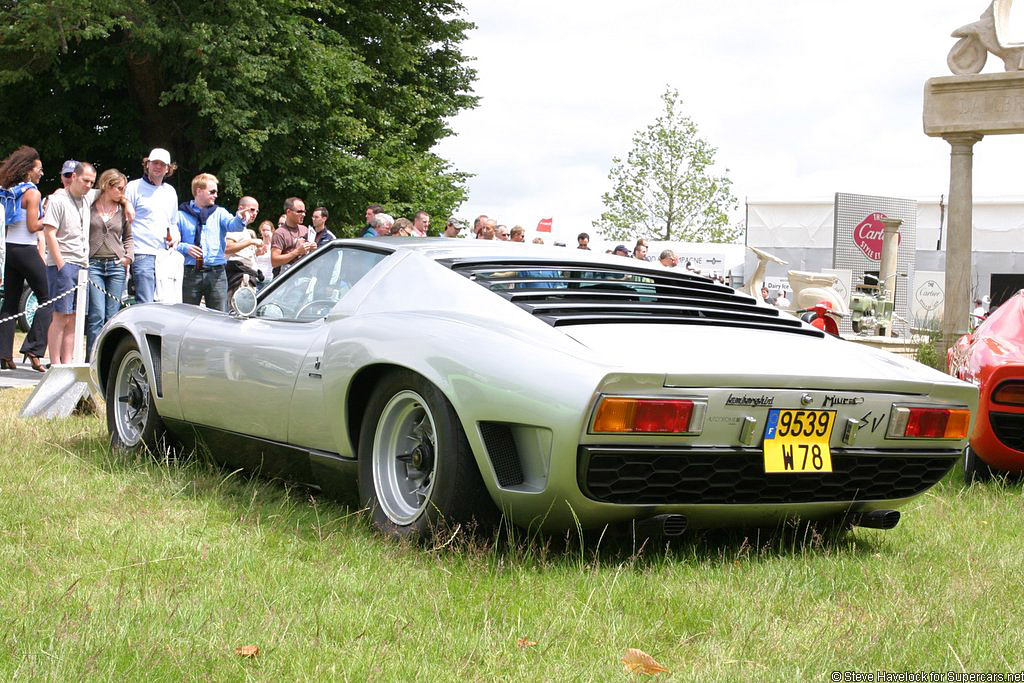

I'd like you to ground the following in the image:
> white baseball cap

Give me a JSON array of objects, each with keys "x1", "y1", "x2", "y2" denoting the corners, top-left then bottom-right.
[{"x1": 147, "y1": 148, "x2": 171, "y2": 164}]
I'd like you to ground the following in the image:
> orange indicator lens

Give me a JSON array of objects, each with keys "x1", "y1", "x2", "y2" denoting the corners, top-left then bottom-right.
[
  {"x1": 942, "y1": 409, "x2": 971, "y2": 439},
  {"x1": 593, "y1": 398, "x2": 695, "y2": 433}
]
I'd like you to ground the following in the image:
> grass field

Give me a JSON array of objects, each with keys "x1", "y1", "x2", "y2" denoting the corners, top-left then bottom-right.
[{"x1": 1, "y1": 387, "x2": 1023, "y2": 681}]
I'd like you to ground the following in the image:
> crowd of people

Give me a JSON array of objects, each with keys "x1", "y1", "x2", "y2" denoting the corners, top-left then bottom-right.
[
  {"x1": 0, "y1": 145, "x2": 730, "y2": 372},
  {"x1": 451, "y1": 219, "x2": 729, "y2": 284},
  {"x1": 0, "y1": 145, "x2": 463, "y2": 370},
  {"x1": 0, "y1": 146, "x2": 355, "y2": 369}
]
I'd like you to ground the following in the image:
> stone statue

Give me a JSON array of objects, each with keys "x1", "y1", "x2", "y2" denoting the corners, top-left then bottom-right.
[
  {"x1": 744, "y1": 246, "x2": 787, "y2": 303},
  {"x1": 948, "y1": 0, "x2": 1024, "y2": 75},
  {"x1": 743, "y1": 246, "x2": 850, "y2": 318}
]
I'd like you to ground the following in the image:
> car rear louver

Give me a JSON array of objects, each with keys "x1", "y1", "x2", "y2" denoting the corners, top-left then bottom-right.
[{"x1": 445, "y1": 260, "x2": 823, "y2": 338}]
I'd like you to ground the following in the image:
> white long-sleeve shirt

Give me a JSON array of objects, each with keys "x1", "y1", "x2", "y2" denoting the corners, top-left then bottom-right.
[{"x1": 125, "y1": 177, "x2": 179, "y2": 256}]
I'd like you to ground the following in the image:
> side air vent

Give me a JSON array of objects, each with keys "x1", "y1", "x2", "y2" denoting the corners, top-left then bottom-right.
[
  {"x1": 145, "y1": 334, "x2": 163, "y2": 397},
  {"x1": 444, "y1": 259, "x2": 823, "y2": 338},
  {"x1": 479, "y1": 422, "x2": 525, "y2": 487}
]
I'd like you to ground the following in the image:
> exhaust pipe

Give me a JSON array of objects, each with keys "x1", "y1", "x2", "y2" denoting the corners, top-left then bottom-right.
[
  {"x1": 851, "y1": 510, "x2": 901, "y2": 530},
  {"x1": 635, "y1": 514, "x2": 688, "y2": 538}
]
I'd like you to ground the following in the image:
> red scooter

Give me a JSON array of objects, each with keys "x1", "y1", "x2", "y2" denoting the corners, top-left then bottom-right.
[{"x1": 798, "y1": 301, "x2": 842, "y2": 337}]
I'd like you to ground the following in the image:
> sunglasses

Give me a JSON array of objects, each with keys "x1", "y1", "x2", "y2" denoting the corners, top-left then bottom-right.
[
  {"x1": 290, "y1": 209, "x2": 306, "y2": 214},
  {"x1": 62, "y1": 172, "x2": 73, "y2": 178}
]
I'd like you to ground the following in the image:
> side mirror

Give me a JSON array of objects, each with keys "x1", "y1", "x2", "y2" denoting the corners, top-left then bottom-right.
[{"x1": 231, "y1": 286, "x2": 258, "y2": 318}]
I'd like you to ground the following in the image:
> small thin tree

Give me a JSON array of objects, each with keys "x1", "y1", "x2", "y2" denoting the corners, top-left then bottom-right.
[{"x1": 594, "y1": 87, "x2": 739, "y2": 244}]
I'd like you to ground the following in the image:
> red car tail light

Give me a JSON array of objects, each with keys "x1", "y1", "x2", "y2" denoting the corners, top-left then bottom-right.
[
  {"x1": 591, "y1": 397, "x2": 705, "y2": 434},
  {"x1": 886, "y1": 405, "x2": 971, "y2": 440},
  {"x1": 992, "y1": 381, "x2": 1024, "y2": 406}
]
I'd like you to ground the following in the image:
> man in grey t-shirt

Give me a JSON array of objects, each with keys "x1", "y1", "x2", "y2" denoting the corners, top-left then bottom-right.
[{"x1": 43, "y1": 162, "x2": 96, "y2": 364}]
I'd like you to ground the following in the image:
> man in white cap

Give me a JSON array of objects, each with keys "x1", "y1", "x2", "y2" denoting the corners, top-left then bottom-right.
[{"x1": 124, "y1": 148, "x2": 179, "y2": 303}]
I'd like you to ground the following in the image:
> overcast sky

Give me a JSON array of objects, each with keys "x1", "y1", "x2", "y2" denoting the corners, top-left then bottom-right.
[{"x1": 434, "y1": 0, "x2": 1024, "y2": 243}]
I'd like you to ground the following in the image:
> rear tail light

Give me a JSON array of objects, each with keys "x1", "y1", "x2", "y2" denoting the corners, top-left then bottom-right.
[
  {"x1": 886, "y1": 405, "x2": 971, "y2": 440},
  {"x1": 993, "y1": 381, "x2": 1024, "y2": 406},
  {"x1": 591, "y1": 397, "x2": 706, "y2": 434}
]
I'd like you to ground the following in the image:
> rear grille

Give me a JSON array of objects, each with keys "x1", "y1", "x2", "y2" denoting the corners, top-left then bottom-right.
[
  {"x1": 444, "y1": 259, "x2": 823, "y2": 338},
  {"x1": 579, "y1": 447, "x2": 957, "y2": 505},
  {"x1": 990, "y1": 412, "x2": 1024, "y2": 452}
]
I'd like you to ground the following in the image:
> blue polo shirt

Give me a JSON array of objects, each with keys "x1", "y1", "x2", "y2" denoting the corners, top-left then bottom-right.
[{"x1": 175, "y1": 202, "x2": 244, "y2": 267}]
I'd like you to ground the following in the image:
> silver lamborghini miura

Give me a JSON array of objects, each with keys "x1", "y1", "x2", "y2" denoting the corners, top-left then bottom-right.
[{"x1": 91, "y1": 239, "x2": 978, "y2": 539}]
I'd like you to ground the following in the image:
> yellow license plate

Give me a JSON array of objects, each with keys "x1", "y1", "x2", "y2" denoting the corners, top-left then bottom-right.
[{"x1": 763, "y1": 409, "x2": 836, "y2": 473}]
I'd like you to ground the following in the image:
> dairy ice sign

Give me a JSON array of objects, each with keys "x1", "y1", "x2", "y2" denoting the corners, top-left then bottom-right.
[{"x1": 853, "y1": 212, "x2": 888, "y2": 261}]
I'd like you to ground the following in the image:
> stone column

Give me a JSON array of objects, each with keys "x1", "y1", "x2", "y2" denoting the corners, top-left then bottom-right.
[
  {"x1": 879, "y1": 217, "x2": 902, "y2": 306},
  {"x1": 941, "y1": 133, "x2": 982, "y2": 356}
]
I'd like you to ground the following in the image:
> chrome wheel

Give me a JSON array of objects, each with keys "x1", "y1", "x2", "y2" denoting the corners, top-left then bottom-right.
[
  {"x1": 112, "y1": 349, "x2": 150, "y2": 448},
  {"x1": 358, "y1": 370, "x2": 495, "y2": 540},
  {"x1": 371, "y1": 389, "x2": 437, "y2": 525}
]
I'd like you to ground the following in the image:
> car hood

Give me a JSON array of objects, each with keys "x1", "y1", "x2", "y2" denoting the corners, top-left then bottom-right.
[{"x1": 561, "y1": 323, "x2": 968, "y2": 393}]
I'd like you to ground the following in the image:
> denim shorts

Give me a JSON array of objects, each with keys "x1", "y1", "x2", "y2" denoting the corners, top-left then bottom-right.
[{"x1": 47, "y1": 263, "x2": 83, "y2": 315}]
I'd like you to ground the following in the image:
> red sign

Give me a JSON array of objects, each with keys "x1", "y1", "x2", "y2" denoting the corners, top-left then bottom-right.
[
  {"x1": 536, "y1": 218, "x2": 552, "y2": 233},
  {"x1": 853, "y1": 212, "x2": 887, "y2": 261}
]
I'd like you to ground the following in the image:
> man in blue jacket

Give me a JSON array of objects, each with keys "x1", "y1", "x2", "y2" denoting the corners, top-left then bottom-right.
[{"x1": 176, "y1": 173, "x2": 254, "y2": 311}]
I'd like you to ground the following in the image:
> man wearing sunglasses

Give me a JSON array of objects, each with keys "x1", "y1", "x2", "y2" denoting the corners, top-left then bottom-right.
[
  {"x1": 175, "y1": 173, "x2": 252, "y2": 311},
  {"x1": 271, "y1": 197, "x2": 315, "y2": 277},
  {"x1": 59, "y1": 160, "x2": 76, "y2": 190}
]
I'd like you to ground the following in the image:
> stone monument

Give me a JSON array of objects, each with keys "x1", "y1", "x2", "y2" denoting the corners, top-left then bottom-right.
[{"x1": 923, "y1": 0, "x2": 1024, "y2": 354}]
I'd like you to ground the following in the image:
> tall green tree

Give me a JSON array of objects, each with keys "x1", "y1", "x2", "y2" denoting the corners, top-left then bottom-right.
[
  {"x1": 0, "y1": 0, "x2": 477, "y2": 233},
  {"x1": 594, "y1": 87, "x2": 739, "y2": 244}
]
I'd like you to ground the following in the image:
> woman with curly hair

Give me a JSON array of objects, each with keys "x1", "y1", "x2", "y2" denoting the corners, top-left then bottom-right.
[{"x1": 0, "y1": 145, "x2": 50, "y2": 372}]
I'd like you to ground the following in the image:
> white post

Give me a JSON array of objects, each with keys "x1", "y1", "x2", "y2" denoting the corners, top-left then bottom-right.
[{"x1": 71, "y1": 267, "x2": 88, "y2": 364}]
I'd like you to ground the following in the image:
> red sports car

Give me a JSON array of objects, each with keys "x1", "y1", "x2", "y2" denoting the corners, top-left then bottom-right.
[{"x1": 948, "y1": 291, "x2": 1024, "y2": 481}]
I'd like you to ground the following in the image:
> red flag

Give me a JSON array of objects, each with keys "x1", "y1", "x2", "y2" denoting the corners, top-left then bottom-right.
[{"x1": 536, "y1": 218, "x2": 553, "y2": 233}]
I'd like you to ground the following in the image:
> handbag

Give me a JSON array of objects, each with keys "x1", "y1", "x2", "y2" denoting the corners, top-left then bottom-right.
[{"x1": 154, "y1": 247, "x2": 185, "y2": 304}]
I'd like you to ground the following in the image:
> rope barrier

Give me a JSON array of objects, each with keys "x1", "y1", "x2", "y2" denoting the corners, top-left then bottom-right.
[
  {"x1": 0, "y1": 285, "x2": 76, "y2": 325},
  {"x1": 0, "y1": 278, "x2": 125, "y2": 326}
]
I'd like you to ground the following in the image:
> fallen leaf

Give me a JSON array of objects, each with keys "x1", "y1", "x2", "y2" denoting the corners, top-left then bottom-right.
[
  {"x1": 235, "y1": 645, "x2": 260, "y2": 658},
  {"x1": 621, "y1": 648, "x2": 669, "y2": 675},
  {"x1": 516, "y1": 637, "x2": 537, "y2": 649}
]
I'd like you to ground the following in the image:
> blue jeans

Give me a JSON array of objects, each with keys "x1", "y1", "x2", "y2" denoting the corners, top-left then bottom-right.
[
  {"x1": 132, "y1": 253, "x2": 156, "y2": 304},
  {"x1": 86, "y1": 258, "x2": 126, "y2": 359}
]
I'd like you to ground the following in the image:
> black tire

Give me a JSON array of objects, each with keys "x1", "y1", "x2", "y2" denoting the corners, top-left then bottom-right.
[
  {"x1": 357, "y1": 369, "x2": 494, "y2": 540},
  {"x1": 963, "y1": 445, "x2": 993, "y2": 484},
  {"x1": 17, "y1": 286, "x2": 34, "y2": 333},
  {"x1": 106, "y1": 337, "x2": 170, "y2": 455}
]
